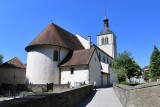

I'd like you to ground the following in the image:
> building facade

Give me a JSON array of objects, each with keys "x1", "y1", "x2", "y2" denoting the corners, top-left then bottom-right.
[
  {"x1": 0, "y1": 57, "x2": 26, "y2": 84},
  {"x1": 25, "y1": 18, "x2": 117, "y2": 87}
]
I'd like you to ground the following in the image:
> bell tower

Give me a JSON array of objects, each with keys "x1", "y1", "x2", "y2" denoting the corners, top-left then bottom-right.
[{"x1": 97, "y1": 17, "x2": 117, "y2": 58}]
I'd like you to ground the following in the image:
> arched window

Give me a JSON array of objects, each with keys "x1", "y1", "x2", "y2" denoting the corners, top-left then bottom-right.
[
  {"x1": 105, "y1": 37, "x2": 109, "y2": 44},
  {"x1": 53, "y1": 50, "x2": 58, "y2": 61},
  {"x1": 99, "y1": 53, "x2": 101, "y2": 61},
  {"x1": 101, "y1": 37, "x2": 104, "y2": 45}
]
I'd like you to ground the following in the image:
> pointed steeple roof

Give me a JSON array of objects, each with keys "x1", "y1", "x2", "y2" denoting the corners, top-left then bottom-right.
[
  {"x1": 0, "y1": 57, "x2": 25, "y2": 68},
  {"x1": 99, "y1": 17, "x2": 113, "y2": 35},
  {"x1": 25, "y1": 22, "x2": 84, "y2": 51}
]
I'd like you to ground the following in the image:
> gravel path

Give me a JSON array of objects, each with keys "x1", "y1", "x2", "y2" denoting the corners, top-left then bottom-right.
[{"x1": 77, "y1": 87, "x2": 123, "y2": 107}]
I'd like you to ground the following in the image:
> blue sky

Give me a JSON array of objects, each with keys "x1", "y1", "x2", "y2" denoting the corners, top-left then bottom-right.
[{"x1": 0, "y1": 0, "x2": 160, "y2": 68}]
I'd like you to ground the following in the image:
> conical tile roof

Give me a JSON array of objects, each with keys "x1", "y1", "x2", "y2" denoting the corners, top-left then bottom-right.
[{"x1": 25, "y1": 22, "x2": 84, "y2": 51}]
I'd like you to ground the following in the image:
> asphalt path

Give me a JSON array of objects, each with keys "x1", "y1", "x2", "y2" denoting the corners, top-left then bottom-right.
[{"x1": 77, "y1": 87, "x2": 123, "y2": 107}]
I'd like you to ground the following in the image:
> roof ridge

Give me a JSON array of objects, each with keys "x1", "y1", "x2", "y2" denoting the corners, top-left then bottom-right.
[{"x1": 0, "y1": 57, "x2": 25, "y2": 68}]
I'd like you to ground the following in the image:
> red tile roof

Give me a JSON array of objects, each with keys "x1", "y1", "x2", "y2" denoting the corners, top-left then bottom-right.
[
  {"x1": 0, "y1": 57, "x2": 25, "y2": 68},
  {"x1": 25, "y1": 22, "x2": 84, "y2": 51},
  {"x1": 143, "y1": 66, "x2": 149, "y2": 70},
  {"x1": 59, "y1": 48, "x2": 95, "y2": 67}
]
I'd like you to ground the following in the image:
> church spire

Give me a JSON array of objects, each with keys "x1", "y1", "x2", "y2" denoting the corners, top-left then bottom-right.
[
  {"x1": 104, "y1": 17, "x2": 109, "y2": 28},
  {"x1": 104, "y1": 0, "x2": 109, "y2": 28}
]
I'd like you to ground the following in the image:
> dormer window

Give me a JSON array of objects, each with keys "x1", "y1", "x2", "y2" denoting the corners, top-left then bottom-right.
[{"x1": 53, "y1": 50, "x2": 58, "y2": 61}]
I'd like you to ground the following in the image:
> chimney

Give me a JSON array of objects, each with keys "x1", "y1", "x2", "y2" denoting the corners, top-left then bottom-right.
[{"x1": 88, "y1": 35, "x2": 91, "y2": 49}]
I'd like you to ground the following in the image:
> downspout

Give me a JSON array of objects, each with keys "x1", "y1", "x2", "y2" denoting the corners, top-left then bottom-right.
[
  {"x1": 88, "y1": 65, "x2": 90, "y2": 84},
  {"x1": 58, "y1": 47, "x2": 62, "y2": 85}
]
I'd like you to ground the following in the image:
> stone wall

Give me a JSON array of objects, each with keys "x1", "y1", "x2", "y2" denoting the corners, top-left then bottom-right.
[
  {"x1": 0, "y1": 68, "x2": 26, "y2": 84},
  {"x1": 27, "y1": 84, "x2": 69, "y2": 92},
  {"x1": 0, "y1": 84, "x2": 69, "y2": 93},
  {"x1": 0, "y1": 84, "x2": 93, "y2": 107},
  {"x1": 113, "y1": 82, "x2": 160, "y2": 107}
]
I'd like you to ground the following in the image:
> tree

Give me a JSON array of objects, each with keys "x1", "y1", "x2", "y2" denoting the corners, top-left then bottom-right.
[
  {"x1": 130, "y1": 60, "x2": 142, "y2": 79},
  {"x1": 149, "y1": 45, "x2": 160, "y2": 81},
  {"x1": 142, "y1": 71, "x2": 151, "y2": 83},
  {"x1": 0, "y1": 54, "x2": 3, "y2": 64},
  {"x1": 113, "y1": 51, "x2": 142, "y2": 83},
  {"x1": 114, "y1": 67, "x2": 126, "y2": 83},
  {"x1": 113, "y1": 51, "x2": 133, "y2": 83}
]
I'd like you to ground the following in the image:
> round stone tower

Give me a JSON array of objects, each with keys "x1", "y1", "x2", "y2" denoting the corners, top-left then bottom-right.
[{"x1": 25, "y1": 22, "x2": 84, "y2": 84}]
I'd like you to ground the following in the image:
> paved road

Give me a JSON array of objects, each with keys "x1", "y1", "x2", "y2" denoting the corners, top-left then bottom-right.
[{"x1": 77, "y1": 87, "x2": 123, "y2": 107}]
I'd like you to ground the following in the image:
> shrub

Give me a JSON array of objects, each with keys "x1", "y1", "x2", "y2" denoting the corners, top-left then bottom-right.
[
  {"x1": 151, "y1": 76, "x2": 160, "y2": 82},
  {"x1": 120, "y1": 81, "x2": 129, "y2": 85},
  {"x1": 48, "y1": 89, "x2": 53, "y2": 92}
]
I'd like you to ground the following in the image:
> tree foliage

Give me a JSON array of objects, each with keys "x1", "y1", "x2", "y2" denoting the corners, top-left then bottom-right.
[
  {"x1": 0, "y1": 54, "x2": 3, "y2": 64},
  {"x1": 142, "y1": 71, "x2": 150, "y2": 83},
  {"x1": 113, "y1": 51, "x2": 142, "y2": 83},
  {"x1": 128, "y1": 60, "x2": 142, "y2": 79},
  {"x1": 149, "y1": 45, "x2": 160, "y2": 81},
  {"x1": 114, "y1": 67, "x2": 126, "y2": 83}
]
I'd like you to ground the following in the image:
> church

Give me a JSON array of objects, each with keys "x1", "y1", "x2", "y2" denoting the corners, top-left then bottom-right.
[{"x1": 25, "y1": 17, "x2": 117, "y2": 87}]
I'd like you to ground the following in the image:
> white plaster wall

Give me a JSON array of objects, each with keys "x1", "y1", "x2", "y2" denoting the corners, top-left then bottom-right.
[
  {"x1": 98, "y1": 34, "x2": 113, "y2": 45},
  {"x1": 26, "y1": 45, "x2": 69, "y2": 84},
  {"x1": 60, "y1": 48, "x2": 70, "y2": 62},
  {"x1": 96, "y1": 49, "x2": 113, "y2": 65},
  {"x1": 76, "y1": 34, "x2": 89, "y2": 49},
  {"x1": 60, "y1": 68, "x2": 70, "y2": 84},
  {"x1": 97, "y1": 33, "x2": 117, "y2": 58},
  {"x1": 89, "y1": 50, "x2": 102, "y2": 87},
  {"x1": 99, "y1": 45, "x2": 114, "y2": 58},
  {"x1": 96, "y1": 48, "x2": 116, "y2": 85},
  {"x1": 109, "y1": 67, "x2": 116, "y2": 85},
  {"x1": 61, "y1": 66, "x2": 89, "y2": 87},
  {"x1": 0, "y1": 68, "x2": 26, "y2": 84},
  {"x1": 102, "y1": 74, "x2": 108, "y2": 87}
]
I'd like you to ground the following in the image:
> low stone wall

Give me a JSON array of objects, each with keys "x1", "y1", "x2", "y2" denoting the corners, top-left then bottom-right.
[
  {"x1": 27, "y1": 84, "x2": 69, "y2": 92},
  {"x1": 0, "y1": 83, "x2": 69, "y2": 93},
  {"x1": 113, "y1": 82, "x2": 160, "y2": 107},
  {"x1": 0, "y1": 84, "x2": 93, "y2": 107}
]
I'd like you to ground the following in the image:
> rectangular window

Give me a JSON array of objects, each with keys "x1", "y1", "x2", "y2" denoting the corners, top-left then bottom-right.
[
  {"x1": 110, "y1": 60, "x2": 112, "y2": 65},
  {"x1": 71, "y1": 68, "x2": 74, "y2": 74},
  {"x1": 107, "y1": 58, "x2": 109, "y2": 64},
  {"x1": 103, "y1": 56, "x2": 105, "y2": 62}
]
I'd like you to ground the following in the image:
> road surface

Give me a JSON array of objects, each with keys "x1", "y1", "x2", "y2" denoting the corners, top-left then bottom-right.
[{"x1": 77, "y1": 87, "x2": 123, "y2": 107}]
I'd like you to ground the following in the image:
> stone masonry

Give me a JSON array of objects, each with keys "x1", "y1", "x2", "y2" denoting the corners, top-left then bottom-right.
[
  {"x1": 0, "y1": 85, "x2": 93, "y2": 107},
  {"x1": 113, "y1": 82, "x2": 160, "y2": 107}
]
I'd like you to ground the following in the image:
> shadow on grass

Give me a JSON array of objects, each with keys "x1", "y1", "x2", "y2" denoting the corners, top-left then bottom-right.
[{"x1": 77, "y1": 90, "x2": 97, "y2": 107}]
